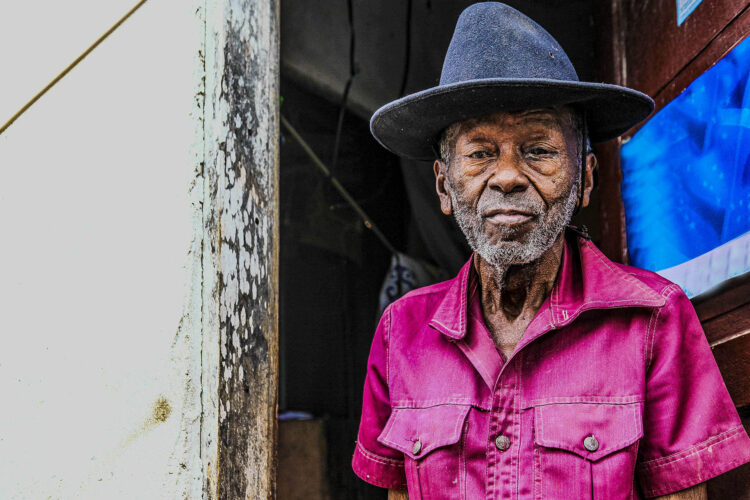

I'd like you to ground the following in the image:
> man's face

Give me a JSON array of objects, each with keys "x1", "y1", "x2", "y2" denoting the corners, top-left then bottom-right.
[{"x1": 434, "y1": 108, "x2": 592, "y2": 268}]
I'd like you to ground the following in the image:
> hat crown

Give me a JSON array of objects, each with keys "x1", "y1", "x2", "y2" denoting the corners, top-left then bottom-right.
[{"x1": 440, "y1": 2, "x2": 579, "y2": 86}]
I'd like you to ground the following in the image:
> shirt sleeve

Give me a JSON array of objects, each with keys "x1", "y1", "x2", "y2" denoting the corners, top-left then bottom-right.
[
  {"x1": 351, "y1": 305, "x2": 407, "y2": 489},
  {"x1": 636, "y1": 284, "x2": 750, "y2": 498}
]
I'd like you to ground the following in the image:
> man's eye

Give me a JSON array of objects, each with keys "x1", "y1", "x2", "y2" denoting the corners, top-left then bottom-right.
[
  {"x1": 468, "y1": 150, "x2": 492, "y2": 159},
  {"x1": 526, "y1": 147, "x2": 555, "y2": 157}
]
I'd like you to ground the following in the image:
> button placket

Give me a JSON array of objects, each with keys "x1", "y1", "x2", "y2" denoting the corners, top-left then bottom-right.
[{"x1": 489, "y1": 361, "x2": 520, "y2": 498}]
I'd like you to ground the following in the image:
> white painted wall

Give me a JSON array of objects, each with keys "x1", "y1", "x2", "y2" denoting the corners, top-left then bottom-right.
[{"x1": 0, "y1": 1, "x2": 207, "y2": 497}]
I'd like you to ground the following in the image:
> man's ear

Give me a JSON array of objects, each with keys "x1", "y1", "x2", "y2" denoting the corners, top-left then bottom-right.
[
  {"x1": 433, "y1": 160, "x2": 453, "y2": 215},
  {"x1": 580, "y1": 152, "x2": 597, "y2": 209}
]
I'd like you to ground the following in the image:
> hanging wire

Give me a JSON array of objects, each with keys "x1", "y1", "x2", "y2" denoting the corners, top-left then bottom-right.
[
  {"x1": 398, "y1": 0, "x2": 413, "y2": 97},
  {"x1": 331, "y1": 0, "x2": 358, "y2": 172},
  {"x1": 324, "y1": 0, "x2": 404, "y2": 298},
  {"x1": 0, "y1": 0, "x2": 149, "y2": 136},
  {"x1": 281, "y1": 115, "x2": 398, "y2": 256}
]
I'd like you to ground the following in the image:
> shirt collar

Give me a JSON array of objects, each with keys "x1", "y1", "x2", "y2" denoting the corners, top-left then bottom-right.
[{"x1": 428, "y1": 231, "x2": 666, "y2": 340}]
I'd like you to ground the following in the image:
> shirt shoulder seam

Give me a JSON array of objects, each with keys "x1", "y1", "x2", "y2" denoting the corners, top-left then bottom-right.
[{"x1": 645, "y1": 283, "x2": 682, "y2": 371}]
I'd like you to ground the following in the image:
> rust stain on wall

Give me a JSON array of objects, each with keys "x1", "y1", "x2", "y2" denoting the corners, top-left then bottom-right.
[{"x1": 151, "y1": 396, "x2": 172, "y2": 424}]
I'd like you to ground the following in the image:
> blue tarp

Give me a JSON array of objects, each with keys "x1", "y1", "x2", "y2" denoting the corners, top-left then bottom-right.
[{"x1": 621, "y1": 36, "x2": 750, "y2": 274}]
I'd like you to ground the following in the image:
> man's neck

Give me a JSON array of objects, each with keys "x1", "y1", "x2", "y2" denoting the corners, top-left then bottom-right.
[{"x1": 475, "y1": 234, "x2": 565, "y2": 322}]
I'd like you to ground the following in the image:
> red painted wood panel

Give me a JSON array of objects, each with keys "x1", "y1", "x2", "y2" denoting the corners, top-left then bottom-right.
[
  {"x1": 592, "y1": 1, "x2": 629, "y2": 264},
  {"x1": 653, "y1": 7, "x2": 750, "y2": 113},
  {"x1": 694, "y1": 274, "x2": 750, "y2": 322},
  {"x1": 712, "y1": 332, "x2": 750, "y2": 407},
  {"x1": 622, "y1": 0, "x2": 748, "y2": 97},
  {"x1": 702, "y1": 303, "x2": 750, "y2": 345},
  {"x1": 592, "y1": 141, "x2": 629, "y2": 263}
]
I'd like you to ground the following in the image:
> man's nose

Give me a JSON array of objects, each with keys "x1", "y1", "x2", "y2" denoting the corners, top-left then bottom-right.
[{"x1": 487, "y1": 151, "x2": 529, "y2": 193}]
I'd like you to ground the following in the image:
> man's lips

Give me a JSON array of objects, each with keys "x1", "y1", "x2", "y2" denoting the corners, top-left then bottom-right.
[{"x1": 483, "y1": 208, "x2": 535, "y2": 225}]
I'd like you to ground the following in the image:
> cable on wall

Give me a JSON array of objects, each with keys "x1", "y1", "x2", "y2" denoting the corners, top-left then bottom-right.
[
  {"x1": 0, "y1": 0, "x2": 149, "y2": 136},
  {"x1": 398, "y1": 0, "x2": 413, "y2": 97},
  {"x1": 331, "y1": 0, "x2": 358, "y2": 172}
]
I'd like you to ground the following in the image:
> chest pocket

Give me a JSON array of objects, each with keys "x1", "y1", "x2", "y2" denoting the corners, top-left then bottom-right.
[
  {"x1": 378, "y1": 405, "x2": 471, "y2": 500},
  {"x1": 533, "y1": 402, "x2": 643, "y2": 500}
]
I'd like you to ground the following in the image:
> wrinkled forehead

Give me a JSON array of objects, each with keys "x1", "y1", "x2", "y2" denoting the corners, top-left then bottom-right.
[{"x1": 451, "y1": 106, "x2": 576, "y2": 139}]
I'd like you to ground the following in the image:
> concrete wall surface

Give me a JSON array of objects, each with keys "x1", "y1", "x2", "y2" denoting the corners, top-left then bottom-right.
[{"x1": 0, "y1": 1, "x2": 207, "y2": 497}]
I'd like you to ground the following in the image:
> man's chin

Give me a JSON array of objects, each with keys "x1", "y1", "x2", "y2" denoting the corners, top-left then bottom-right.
[
  {"x1": 484, "y1": 223, "x2": 534, "y2": 245},
  {"x1": 482, "y1": 229, "x2": 531, "y2": 247},
  {"x1": 477, "y1": 241, "x2": 534, "y2": 266}
]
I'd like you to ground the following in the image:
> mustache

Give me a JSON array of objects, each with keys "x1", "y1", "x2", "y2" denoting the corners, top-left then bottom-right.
[{"x1": 475, "y1": 191, "x2": 545, "y2": 217}]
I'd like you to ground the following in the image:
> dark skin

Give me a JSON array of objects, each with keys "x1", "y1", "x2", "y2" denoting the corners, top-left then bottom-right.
[{"x1": 388, "y1": 108, "x2": 707, "y2": 499}]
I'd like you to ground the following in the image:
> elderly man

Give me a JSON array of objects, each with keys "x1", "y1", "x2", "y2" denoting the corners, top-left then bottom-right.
[{"x1": 352, "y1": 3, "x2": 750, "y2": 500}]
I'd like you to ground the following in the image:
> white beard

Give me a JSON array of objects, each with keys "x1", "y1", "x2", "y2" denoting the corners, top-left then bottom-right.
[{"x1": 449, "y1": 179, "x2": 579, "y2": 269}]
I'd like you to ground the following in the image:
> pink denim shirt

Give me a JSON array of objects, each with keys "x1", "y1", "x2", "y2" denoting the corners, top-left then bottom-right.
[{"x1": 352, "y1": 234, "x2": 750, "y2": 499}]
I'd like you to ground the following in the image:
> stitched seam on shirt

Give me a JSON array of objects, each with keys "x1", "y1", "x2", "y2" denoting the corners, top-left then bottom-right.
[
  {"x1": 641, "y1": 453, "x2": 747, "y2": 498},
  {"x1": 353, "y1": 455, "x2": 408, "y2": 490},
  {"x1": 391, "y1": 399, "x2": 490, "y2": 410},
  {"x1": 637, "y1": 426, "x2": 744, "y2": 468},
  {"x1": 460, "y1": 413, "x2": 469, "y2": 500},
  {"x1": 460, "y1": 265, "x2": 466, "y2": 335},
  {"x1": 431, "y1": 319, "x2": 460, "y2": 337},
  {"x1": 514, "y1": 366, "x2": 522, "y2": 499},
  {"x1": 534, "y1": 441, "x2": 542, "y2": 499},
  {"x1": 432, "y1": 263, "x2": 471, "y2": 337},
  {"x1": 379, "y1": 409, "x2": 400, "y2": 451},
  {"x1": 646, "y1": 284, "x2": 680, "y2": 371},
  {"x1": 538, "y1": 406, "x2": 547, "y2": 498},
  {"x1": 526, "y1": 395, "x2": 643, "y2": 407},
  {"x1": 385, "y1": 305, "x2": 392, "y2": 391},
  {"x1": 644, "y1": 307, "x2": 660, "y2": 379},
  {"x1": 561, "y1": 297, "x2": 664, "y2": 330},
  {"x1": 552, "y1": 278, "x2": 559, "y2": 324},
  {"x1": 357, "y1": 441, "x2": 405, "y2": 467},
  {"x1": 462, "y1": 342, "x2": 494, "y2": 387},
  {"x1": 379, "y1": 431, "x2": 409, "y2": 455},
  {"x1": 568, "y1": 297, "x2": 662, "y2": 310},
  {"x1": 645, "y1": 284, "x2": 679, "y2": 372}
]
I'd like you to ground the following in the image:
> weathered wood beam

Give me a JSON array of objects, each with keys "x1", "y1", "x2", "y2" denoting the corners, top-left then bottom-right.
[{"x1": 200, "y1": 0, "x2": 280, "y2": 498}]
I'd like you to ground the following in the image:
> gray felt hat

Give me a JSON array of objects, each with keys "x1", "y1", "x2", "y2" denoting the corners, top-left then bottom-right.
[{"x1": 370, "y1": 2, "x2": 654, "y2": 161}]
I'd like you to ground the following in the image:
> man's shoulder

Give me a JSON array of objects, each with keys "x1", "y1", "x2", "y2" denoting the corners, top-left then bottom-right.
[
  {"x1": 394, "y1": 277, "x2": 454, "y2": 304},
  {"x1": 612, "y1": 261, "x2": 683, "y2": 299},
  {"x1": 386, "y1": 276, "x2": 457, "y2": 317}
]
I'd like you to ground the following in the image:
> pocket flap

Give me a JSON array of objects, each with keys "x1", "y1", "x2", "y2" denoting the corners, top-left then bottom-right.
[
  {"x1": 534, "y1": 402, "x2": 643, "y2": 461},
  {"x1": 377, "y1": 405, "x2": 471, "y2": 459}
]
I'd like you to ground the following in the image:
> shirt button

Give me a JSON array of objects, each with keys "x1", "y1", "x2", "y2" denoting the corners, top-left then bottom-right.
[
  {"x1": 494, "y1": 435, "x2": 510, "y2": 451},
  {"x1": 412, "y1": 439, "x2": 422, "y2": 455},
  {"x1": 584, "y1": 435, "x2": 599, "y2": 452}
]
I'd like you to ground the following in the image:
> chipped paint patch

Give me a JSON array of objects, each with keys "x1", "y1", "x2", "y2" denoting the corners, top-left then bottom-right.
[{"x1": 202, "y1": 0, "x2": 279, "y2": 498}]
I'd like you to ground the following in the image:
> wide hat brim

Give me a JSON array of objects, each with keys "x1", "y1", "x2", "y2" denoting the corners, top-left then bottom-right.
[{"x1": 370, "y1": 78, "x2": 654, "y2": 161}]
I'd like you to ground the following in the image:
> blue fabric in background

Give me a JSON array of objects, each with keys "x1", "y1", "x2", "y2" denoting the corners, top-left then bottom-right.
[{"x1": 621, "y1": 36, "x2": 750, "y2": 272}]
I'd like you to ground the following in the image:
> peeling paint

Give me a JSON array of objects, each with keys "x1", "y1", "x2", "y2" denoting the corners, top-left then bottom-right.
[{"x1": 202, "y1": 0, "x2": 280, "y2": 498}]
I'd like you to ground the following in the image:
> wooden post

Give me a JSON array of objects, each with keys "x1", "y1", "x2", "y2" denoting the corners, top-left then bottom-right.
[
  {"x1": 592, "y1": 0, "x2": 630, "y2": 264},
  {"x1": 196, "y1": 0, "x2": 280, "y2": 497}
]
